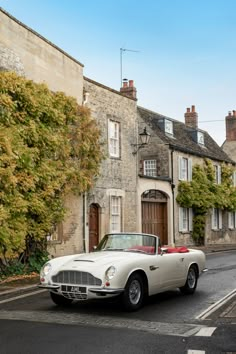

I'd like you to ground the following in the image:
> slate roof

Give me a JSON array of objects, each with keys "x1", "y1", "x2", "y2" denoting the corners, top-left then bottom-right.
[{"x1": 138, "y1": 106, "x2": 234, "y2": 164}]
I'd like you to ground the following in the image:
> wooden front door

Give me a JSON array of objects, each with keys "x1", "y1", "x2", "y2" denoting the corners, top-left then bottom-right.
[
  {"x1": 142, "y1": 190, "x2": 168, "y2": 245},
  {"x1": 89, "y1": 204, "x2": 99, "y2": 252}
]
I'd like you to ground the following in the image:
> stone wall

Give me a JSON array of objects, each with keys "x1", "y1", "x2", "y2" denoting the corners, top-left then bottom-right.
[
  {"x1": 0, "y1": 8, "x2": 85, "y2": 256},
  {"x1": 0, "y1": 8, "x2": 84, "y2": 104},
  {"x1": 84, "y1": 78, "x2": 138, "y2": 244}
]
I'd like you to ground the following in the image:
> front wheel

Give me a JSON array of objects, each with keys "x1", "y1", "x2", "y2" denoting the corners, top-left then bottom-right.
[
  {"x1": 50, "y1": 292, "x2": 73, "y2": 306},
  {"x1": 122, "y1": 273, "x2": 144, "y2": 311},
  {"x1": 180, "y1": 265, "x2": 198, "y2": 295}
]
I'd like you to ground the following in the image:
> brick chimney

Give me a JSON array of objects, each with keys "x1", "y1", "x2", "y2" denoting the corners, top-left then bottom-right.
[
  {"x1": 184, "y1": 105, "x2": 198, "y2": 129},
  {"x1": 225, "y1": 110, "x2": 236, "y2": 141},
  {"x1": 120, "y1": 79, "x2": 137, "y2": 99}
]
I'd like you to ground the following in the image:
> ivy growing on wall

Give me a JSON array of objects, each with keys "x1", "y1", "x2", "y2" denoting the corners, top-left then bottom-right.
[
  {"x1": 176, "y1": 159, "x2": 236, "y2": 245},
  {"x1": 0, "y1": 72, "x2": 104, "y2": 264}
]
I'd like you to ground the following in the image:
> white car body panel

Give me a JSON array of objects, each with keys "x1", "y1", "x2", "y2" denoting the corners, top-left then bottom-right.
[{"x1": 39, "y1": 233, "x2": 206, "y2": 306}]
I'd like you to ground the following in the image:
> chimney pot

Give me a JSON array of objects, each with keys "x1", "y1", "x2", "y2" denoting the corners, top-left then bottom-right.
[
  {"x1": 129, "y1": 80, "x2": 134, "y2": 87},
  {"x1": 191, "y1": 105, "x2": 195, "y2": 112},
  {"x1": 187, "y1": 108, "x2": 190, "y2": 113},
  {"x1": 120, "y1": 79, "x2": 137, "y2": 99}
]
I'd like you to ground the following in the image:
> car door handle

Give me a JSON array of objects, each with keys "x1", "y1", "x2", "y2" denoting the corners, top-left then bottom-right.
[{"x1": 150, "y1": 265, "x2": 159, "y2": 271}]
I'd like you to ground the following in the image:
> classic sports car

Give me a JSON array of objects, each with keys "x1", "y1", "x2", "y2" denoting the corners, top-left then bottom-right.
[{"x1": 39, "y1": 233, "x2": 207, "y2": 311}]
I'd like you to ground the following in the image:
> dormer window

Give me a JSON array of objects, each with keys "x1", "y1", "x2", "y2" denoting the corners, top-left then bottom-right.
[
  {"x1": 197, "y1": 131, "x2": 204, "y2": 145},
  {"x1": 165, "y1": 119, "x2": 173, "y2": 135}
]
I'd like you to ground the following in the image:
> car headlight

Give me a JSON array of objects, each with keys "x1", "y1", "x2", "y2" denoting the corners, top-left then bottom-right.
[
  {"x1": 105, "y1": 266, "x2": 116, "y2": 280},
  {"x1": 40, "y1": 262, "x2": 52, "y2": 278}
]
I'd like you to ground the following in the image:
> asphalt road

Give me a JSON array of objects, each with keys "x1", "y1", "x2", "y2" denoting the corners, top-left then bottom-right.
[{"x1": 0, "y1": 250, "x2": 235, "y2": 354}]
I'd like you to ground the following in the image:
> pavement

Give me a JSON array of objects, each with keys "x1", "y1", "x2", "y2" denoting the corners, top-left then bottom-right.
[{"x1": 0, "y1": 244, "x2": 236, "y2": 321}]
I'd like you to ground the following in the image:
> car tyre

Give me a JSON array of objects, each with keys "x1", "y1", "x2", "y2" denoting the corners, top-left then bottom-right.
[
  {"x1": 180, "y1": 265, "x2": 198, "y2": 295},
  {"x1": 50, "y1": 292, "x2": 73, "y2": 306},
  {"x1": 122, "y1": 272, "x2": 144, "y2": 311}
]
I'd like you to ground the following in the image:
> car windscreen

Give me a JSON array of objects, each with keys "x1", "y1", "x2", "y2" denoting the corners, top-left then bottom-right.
[{"x1": 96, "y1": 234, "x2": 157, "y2": 254}]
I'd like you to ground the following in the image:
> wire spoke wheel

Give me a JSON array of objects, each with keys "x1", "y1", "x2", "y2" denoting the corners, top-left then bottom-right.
[
  {"x1": 129, "y1": 279, "x2": 142, "y2": 305},
  {"x1": 180, "y1": 265, "x2": 198, "y2": 295},
  {"x1": 187, "y1": 267, "x2": 197, "y2": 288},
  {"x1": 122, "y1": 273, "x2": 144, "y2": 311}
]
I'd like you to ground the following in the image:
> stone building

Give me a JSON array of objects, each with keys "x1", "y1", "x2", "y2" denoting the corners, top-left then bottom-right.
[
  {"x1": 84, "y1": 78, "x2": 138, "y2": 251},
  {"x1": 138, "y1": 105, "x2": 236, "y2": 246},
  {"x1": 0, "y1": 8, "x2": 139, "y2": 256}
]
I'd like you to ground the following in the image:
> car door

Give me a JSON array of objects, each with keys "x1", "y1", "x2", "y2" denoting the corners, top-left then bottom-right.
[{"x1": 147, "y1": 252, "x2": 185, "y2": 295}]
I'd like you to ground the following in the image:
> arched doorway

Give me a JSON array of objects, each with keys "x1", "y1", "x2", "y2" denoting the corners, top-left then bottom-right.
[
  {"x1": 89, "y1": 203, "x2": 99, "y2": 252},
  {"x1": 141, "y1": 190, "x2": 168, "y2": 245}
]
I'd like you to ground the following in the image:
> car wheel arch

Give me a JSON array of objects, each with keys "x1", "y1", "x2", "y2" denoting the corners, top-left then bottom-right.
[
  {"x1": 126, "y1": 269, "x2": 149, "y2": 297},
  {"x1": 188, "y1": 262, "x2": 199, "y2": 278}
]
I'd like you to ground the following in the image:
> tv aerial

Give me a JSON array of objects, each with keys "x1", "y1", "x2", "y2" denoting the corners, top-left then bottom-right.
[{"x1": 120, "y1": 47, "x2": 139, "y2": 87}]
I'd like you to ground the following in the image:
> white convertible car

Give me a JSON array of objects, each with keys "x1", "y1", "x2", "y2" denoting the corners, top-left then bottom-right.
[{"x1": 39, "y1": 233, "x2": 207, "y2": 311}]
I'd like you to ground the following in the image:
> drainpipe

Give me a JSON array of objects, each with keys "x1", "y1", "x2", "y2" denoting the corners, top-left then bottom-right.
[
  {"x1": 83, "y1": 192, "x2": 86, "y2": 253},
  {"x1": 82, "y1": 92, "x2": 89, "y2": 253},
  {"x1": 171, "y1": 149, "x2": 175, "y2": 245}
]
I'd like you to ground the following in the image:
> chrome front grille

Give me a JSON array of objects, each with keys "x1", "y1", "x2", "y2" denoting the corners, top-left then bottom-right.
[{"x1": 52, "y1": 271, "x2": 102, "y2": 286}]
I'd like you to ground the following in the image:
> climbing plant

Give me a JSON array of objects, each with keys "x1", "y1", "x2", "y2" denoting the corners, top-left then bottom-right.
[
  {"x1": 176, "y1": 159, "x2": 236, "y2": 245},
  {"x1": 0, "y1": 71, "x2": 103, "y2": 266}
]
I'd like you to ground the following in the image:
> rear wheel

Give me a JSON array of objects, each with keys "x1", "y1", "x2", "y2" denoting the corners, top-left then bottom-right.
[
  {"x1": 50, "y1": 292, "x2": 73, "y2": 306},
  {"x1": 180, "y1": 265, "x2": 198, "y2": 294},
  {"x1": 122, "y1": 273, "x2": 144, "y2": 311}
]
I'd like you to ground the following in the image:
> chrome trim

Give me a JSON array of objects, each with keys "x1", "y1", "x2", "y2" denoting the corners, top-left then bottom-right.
[
  {"x1": 89, "y1": 288, "x2": 124, "y2": 295},
  {"x1": 38, "y1": 284, "x2": 60, "y2": 290}
]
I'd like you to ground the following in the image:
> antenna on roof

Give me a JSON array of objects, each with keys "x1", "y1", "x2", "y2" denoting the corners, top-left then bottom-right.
[{"x1": 120, "y1": 48, "x2": 139, "y2": 87}]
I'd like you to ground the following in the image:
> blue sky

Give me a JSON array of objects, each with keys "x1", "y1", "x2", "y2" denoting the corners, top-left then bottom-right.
[{"x1": 1, "y1": 0, "x2": 236, "y2": 145}]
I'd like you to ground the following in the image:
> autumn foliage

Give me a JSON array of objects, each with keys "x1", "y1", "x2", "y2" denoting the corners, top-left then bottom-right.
[{"x1": 0, "y1": 72, "x2": 103, "y2": 264}]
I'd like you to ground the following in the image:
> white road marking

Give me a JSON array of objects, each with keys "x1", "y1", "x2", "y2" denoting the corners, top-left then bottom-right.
[
  {"x1": 195, "y1": 327, "x2": 216, "y2": 337},
  {"x1": 196, "y1": 288, "x2": 236, "y2": 320},
  {"x1": 0, "y1": 289, "x2": 46, "y2": 304},
  {"x1": 187, "y1": 350, "x2": 205, "y2": 354}
]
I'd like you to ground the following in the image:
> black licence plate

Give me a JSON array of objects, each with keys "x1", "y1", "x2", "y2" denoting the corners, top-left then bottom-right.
[{"x1": 61, "y1": 285, "x2": 87, "y2": 294}]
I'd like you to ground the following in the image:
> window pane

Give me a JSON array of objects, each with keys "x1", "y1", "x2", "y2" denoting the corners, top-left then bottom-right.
[
  {"x1": 181, "y1": 158, "x2": 188, "y2": 180},
  {"x1": 144, "y1": 160, "x2": 157, "y2": 177},
  {"x1": 111, "y1": 197, "x2": 121, "y2": 232},
  {"x1": 109, "y1": 121, "x2": 119, "y2": 157}
]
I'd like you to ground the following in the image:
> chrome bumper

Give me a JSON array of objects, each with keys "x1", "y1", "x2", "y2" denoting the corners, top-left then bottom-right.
[
  {"x1": 89, "y1": 287, "x2": 124, "y2": 295},
  {"x1": 38, "y1": 284, "x2": 60, "y2": 290},
  {"x1": 200, "y1": 268, "x2": 208, "y2": 276}
]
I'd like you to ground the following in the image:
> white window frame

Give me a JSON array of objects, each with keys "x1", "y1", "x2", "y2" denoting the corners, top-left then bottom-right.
[
  {"x1": 211, "y1": 208, "x2": 222, "y2": 230},
  {"x1": 165, "y1": 119, "x2": 173, "y2": 135},
  {"x1": 228, "y1": 211, "x2": 236, "y2": 229},
  {"x1": 197, "y1": 131, "x2": 204, "y2": 145},
  {"x1": 108, "y1": 120, "x2": 120, "y2": 158},
  {"x1": 178, "y1": 156, "x2": 192, "y2": 181},
  {"x1": 214, "y1": 165, "x2": 221, "y2": 184},
  {"x1": 179, "y1": 207, "x2": 193, "y2": 232},
  {"x1": 110, "y1": 196, "x2": 121, "y2": 233},
  {"x1": 144, "y1": 160, "x2": 157, "y2": 177},
  {"x1": 232, "y1": 171, "x2": 236, "y2": 187}
]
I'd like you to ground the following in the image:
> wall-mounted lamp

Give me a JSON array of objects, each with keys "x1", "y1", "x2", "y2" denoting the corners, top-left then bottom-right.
[{"x1": 132, "y1": 127, "x2": 151, "y2": 155}]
